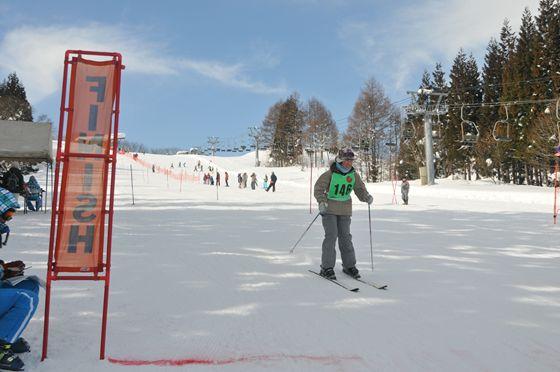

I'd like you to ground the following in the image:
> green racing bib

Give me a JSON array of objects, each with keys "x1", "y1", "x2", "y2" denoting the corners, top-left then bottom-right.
[{"x1": 327, "y1": 171, "x2": 355, "y2": 201}]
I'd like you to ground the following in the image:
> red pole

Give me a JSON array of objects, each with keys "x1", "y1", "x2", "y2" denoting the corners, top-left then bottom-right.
[
  {"x1": 554, "y1": 160, "x2": 558, "y2": 224},
  {"x1": 42, "y1": 51, "x2": 71, "y2": 361},
  {"x1": 309, "y1": 154, "x2": 313, "y2": 214},
  {"x1": 100, "y1": 53, "x2": 123, "y2": 360}
]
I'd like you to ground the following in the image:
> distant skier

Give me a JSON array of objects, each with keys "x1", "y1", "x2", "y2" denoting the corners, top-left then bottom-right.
[
  {"x1": 152, "y1": 164, "x2": 155, "y2": 173},
  {"x1": 250, "y1": 173, "x2": 257, "y2": 190},
  {"x1": 263, "y1": 174, "x2": 269, "y2": 189},
  {"x1": 216, "y1": 172, "x2": 221, "y2": 186},
  {"x1": 242, "y1": 173, "x2": 248, "y2": 188},
  {"x1": 313, "y1": 148, "x2": 373, "y2": 280},
  {"x1": 266, "y1": 172, "x2": 277, "y2": 192},
  {"x1": 237, "y1": 173, "x2": 242, "y2": 188},
  {"x1": 401, "y1": 178, "x2": 410, "y2": 205},
  {"x1": 224, "y1": 172, "x2": 229, "y2": 187}
]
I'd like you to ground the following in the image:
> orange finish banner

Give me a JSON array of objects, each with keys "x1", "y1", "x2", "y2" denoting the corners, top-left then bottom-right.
[{"x1": 54, "y1": 58, "x2": 117, "y2": 272}]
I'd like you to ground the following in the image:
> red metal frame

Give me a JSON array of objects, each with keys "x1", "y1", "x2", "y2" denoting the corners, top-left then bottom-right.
[
  {"x1": 42, "y1": 50, "x2": 124, "y2": 361},
  {"x1": 554, "y1": 160, "x2": 558, "y2": 225}
]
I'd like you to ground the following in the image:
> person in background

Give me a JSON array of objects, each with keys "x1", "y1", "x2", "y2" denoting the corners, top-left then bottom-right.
[
  {"x1": 250, "y1": 173, "x2": 257, "y2": 190},
  {"x1": 401, "y1": 178, "x2": 410, "y2": 205},
  {"x1": 266, "y1": 171, "x2": 277, "y2": 192},
  {"x1": 224, "y1": 172, "x2": 229, "y2": 187},
  {"x1": 24, "y1": 176, "x2": 42, "y2": 212},
  {"x1": 0, "y1": 187, "x2": 19, "y2": 247}
]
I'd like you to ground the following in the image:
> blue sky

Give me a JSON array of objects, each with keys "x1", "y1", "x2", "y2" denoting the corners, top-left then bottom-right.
[{"x1": 0, "y1": 0, "x2": 539, "y2": 150}]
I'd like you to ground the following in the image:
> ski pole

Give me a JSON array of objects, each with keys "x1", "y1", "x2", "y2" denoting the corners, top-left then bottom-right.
[
  {"x1": 290, "y1": 213, "x2": 320, "y2": 254},
  {"x1": 368, "y1": 203, "x2": 374, "y2": 271}
]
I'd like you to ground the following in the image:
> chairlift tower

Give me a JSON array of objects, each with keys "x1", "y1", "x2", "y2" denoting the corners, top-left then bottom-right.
[{"x1": 404, "y1": 89, "x2": 448, "y2": 185}]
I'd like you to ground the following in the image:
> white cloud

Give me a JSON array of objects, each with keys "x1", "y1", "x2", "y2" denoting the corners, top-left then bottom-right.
[
  {"x1": 0, "y1": 24, "x2": 286, "y2": 102},
  {"x1": 339, "y1": 0, "x2": 540, "y2": 90}
]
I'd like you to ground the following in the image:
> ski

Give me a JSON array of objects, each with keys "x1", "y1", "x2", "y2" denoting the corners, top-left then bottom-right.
[
  {"x1": 308, "y1": 270, "x2": 359, "y2": 292},
  {"x1": 343, "y1": 273, "x2": 388, "y2": 290}
]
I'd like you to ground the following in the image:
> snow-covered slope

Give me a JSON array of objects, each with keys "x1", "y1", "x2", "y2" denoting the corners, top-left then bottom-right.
[{"x1": 4, "y1": 151, "x2": 559, "y2": 371}]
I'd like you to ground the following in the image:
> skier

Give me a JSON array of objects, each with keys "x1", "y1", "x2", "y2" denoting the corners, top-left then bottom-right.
[
  {"x1": 263, "y1": 174, "x2": 268, "y2": 189},
  {"x1": 313, "y1": 148, "x2": 373, "y2": 280},
  {"x1": 224, "y1": 172, "x2": 229, "y2": 187},
  {"x1": 250, "y1": 173, "x2": 257, "y2": 190},
  {"x1": 242, "y1": 173, "x2": 248, "y2": 188},
  {"x1": 401, "y1": 178, "x2": 410, "y2": 205},
  {"x1": 237, "y1": 173, "x2": 242, "y2": 188},
  {"x1": 216, "y1": 172, "x2": 221, "y2": 186},
  {"x1": 266, "y1": 172, "x2": 277, "y2": 192}
]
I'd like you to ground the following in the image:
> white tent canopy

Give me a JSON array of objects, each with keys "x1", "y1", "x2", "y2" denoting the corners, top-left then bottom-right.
[{"x1": 0, "y1": 120, "x2": 53, "y2": 163}]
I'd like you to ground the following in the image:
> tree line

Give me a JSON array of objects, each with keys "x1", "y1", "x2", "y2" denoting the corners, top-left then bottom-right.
[
  {"x1": 401, "y1": 1, "x2": 560, "y2": 185},
  {"x1": 258, "y1": 79, "x2": 400, "y2": 182},
  {"x1": 261, "y1": 1, "x2": 560, "y2": 186}
]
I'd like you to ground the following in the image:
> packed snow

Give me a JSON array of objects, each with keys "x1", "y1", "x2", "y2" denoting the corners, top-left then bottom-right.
[{"x1": 3, "y1": 151, "x2": 560, "y2": 371}]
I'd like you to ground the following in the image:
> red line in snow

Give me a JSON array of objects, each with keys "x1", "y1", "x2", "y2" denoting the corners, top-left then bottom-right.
[{"x1": 108, "y1": 354, "x2": 363, "y2": 367}]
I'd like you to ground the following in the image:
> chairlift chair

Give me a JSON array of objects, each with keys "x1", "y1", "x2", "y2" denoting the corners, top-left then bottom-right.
[
  {"x1": 402, "y1": 120, "x2": 416, "y2": 141},
  {"x1": 492, "y1": 105, "x2": 512, "y2": 142},
  {"x1": 459, "y1": 105, "x2": 479, "y2": 145}
]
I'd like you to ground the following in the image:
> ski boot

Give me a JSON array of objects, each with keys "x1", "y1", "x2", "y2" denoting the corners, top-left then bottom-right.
[
  {"x1": 11, "y1": 339, "x2": 30, "y2": 354},
  {"x1": 319, "y1": 267, "x2": 336, "y2": 280},
  {"x1": 0, "y1": 342, "x2": 24, "y2": 371},
  {"x1": 343, "y1": 266, "x2": 361, "y2": 279}
]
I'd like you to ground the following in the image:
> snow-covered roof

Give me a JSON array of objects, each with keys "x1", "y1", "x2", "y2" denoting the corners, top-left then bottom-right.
[{"x1": 0, "y1": 120, "x2": 53, "y2": 163}]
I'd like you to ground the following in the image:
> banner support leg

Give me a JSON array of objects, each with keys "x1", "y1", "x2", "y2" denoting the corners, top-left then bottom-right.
[
  {"x1": 100, "y1": 279, "x2": 110, "y2": 360},
  {"x1": 41, "y1": 278, "x2": 53, "y2": 361}
]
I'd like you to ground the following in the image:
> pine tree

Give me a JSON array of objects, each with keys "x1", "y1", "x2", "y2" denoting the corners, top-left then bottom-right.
[
  {"x1": 431, "y1": 62, "x2": 448, "y2": 177},
  {"x1": 269, "y1": 93, "x2": 304, "y2": 166},
  {"x1": 445, "y1": 50, "x2": 482, "y2": 179},
  {"x1": 0, "y1": 72, "x2": 33, "y2": 121},
  {"x1": 534, "y1": 0, "x2": 558, "y2": 99}
]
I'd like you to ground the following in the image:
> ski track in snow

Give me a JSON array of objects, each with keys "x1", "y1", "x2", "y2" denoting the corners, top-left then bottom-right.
[{"x1": 4, "y1": 151, "x2": 560, "y2": 371}]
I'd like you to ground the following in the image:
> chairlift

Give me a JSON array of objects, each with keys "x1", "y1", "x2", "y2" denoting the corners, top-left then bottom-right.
[
  {"x1": 459, "y1": 104, "x2": 479, "y2": 145},
  {"x1": 402, "y1": 120, "x2": 416, "y2": 141},
  {"x1": 492, "y1": 105, "x2": 512, "y2": 142}
]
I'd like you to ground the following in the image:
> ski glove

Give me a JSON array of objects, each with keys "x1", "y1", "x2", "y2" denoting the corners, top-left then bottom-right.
[
  {"x1": 318, "y1": 202, "x2": 328, "y2": 215},
  {"x1": 1, "y1": 260, "x2": 25, "y2": 279},
  {"x1": 366, "y1": 194, "x2": 373, "y2": 205}
]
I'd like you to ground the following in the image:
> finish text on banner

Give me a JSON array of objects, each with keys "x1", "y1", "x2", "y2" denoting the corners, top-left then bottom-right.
[{"x1": 55, "y1": 58, "x2": 116, "y2": 272}]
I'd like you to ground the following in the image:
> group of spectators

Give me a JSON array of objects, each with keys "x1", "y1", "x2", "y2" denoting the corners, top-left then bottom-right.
[
  {"x1": 236, "y1": 171, "x2": 277, "y2": 191},
  {"x1": 0, "y1": 170, "x2": 42, "y2": 370}
]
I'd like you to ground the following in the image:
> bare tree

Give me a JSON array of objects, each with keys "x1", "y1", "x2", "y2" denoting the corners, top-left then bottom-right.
[
  {"x1": 345, "y1": 78, "x2": 394, "y2": 181},
  {"x1": 303, "y1": 97, "x2": 338, "y2": 166}
]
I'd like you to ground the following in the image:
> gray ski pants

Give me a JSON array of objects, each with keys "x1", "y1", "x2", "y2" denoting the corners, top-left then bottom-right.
[{"x1": 321, "y1": 214, "x2": 356, "y2": 269}]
